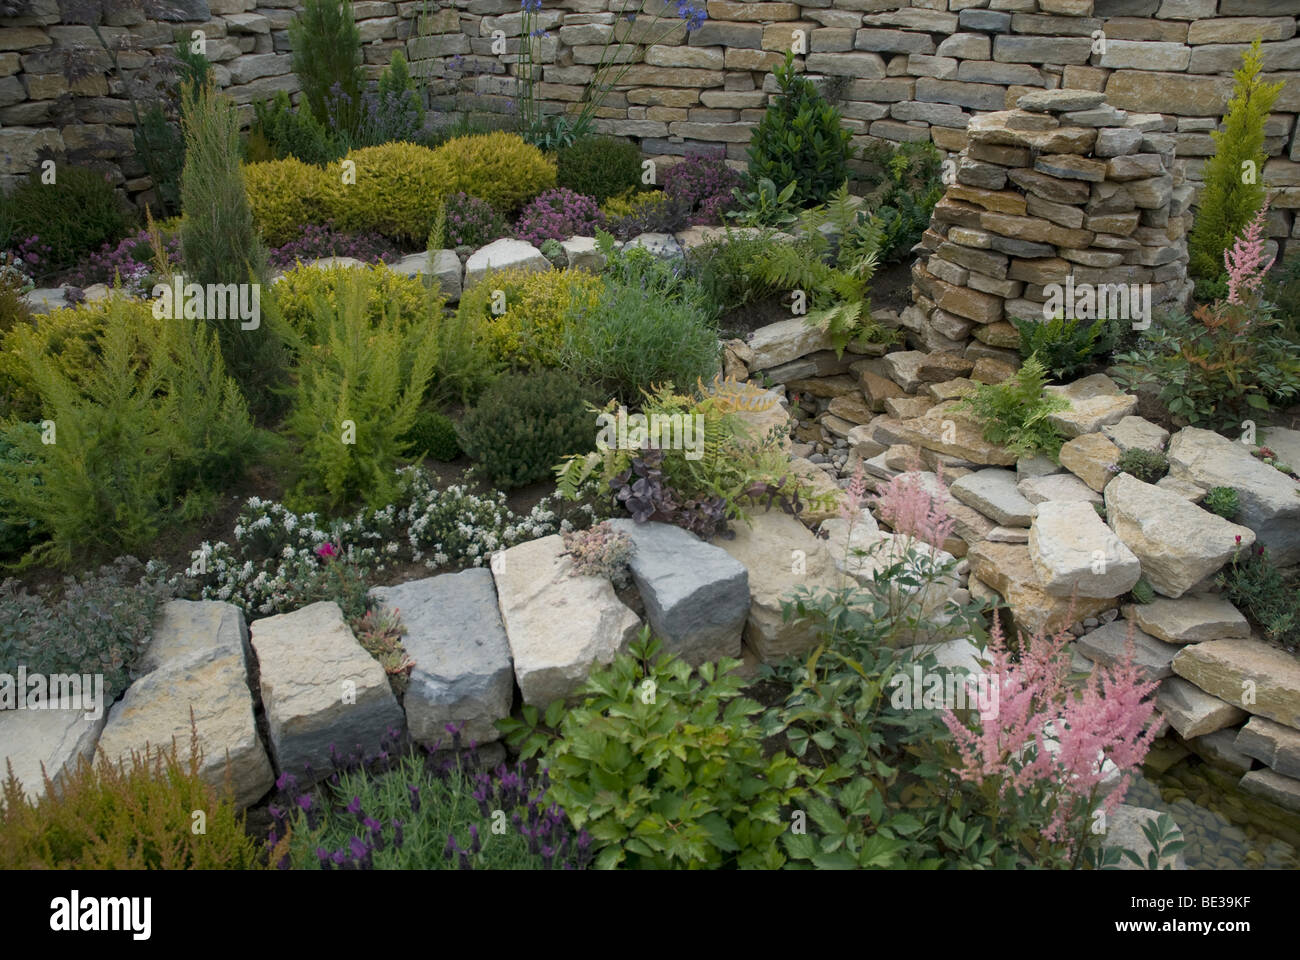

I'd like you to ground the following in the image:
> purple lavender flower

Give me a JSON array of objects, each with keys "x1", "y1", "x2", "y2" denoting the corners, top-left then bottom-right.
[
  {"x1": 407, "y1": 784, "x2": 421, "y2": 814},
  {"x1": 275, "y1": 772, "x2": 298, "y2": 795},
  {"x1": 392, "y1": 819, "x2": 404, "y2": 849},
  {"x1": 348, "y1": 835, "x2": 374, "y2": 869},
  {"x1": 469, "y1": 824, "x2": 482, "y2": 855},
  {"x1": 316, "y1": 846, "x2": 333, "y2": 870},
  {"x1": 346, "y1": 796, "x2": 365, "y2": 822}
]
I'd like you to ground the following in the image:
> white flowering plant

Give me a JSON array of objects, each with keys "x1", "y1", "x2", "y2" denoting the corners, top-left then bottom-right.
[{"x1": 174, "y1": 467, "x2": 595, "y2": 616}]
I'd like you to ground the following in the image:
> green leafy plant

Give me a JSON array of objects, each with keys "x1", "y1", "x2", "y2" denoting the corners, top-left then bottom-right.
[
  {"x1": 1112, "y1": 302, "x2": 1300, "y2": 431},
  {"x1": 1188, "y1": 39, "x2": 1284, "y2": 300},
  {"x1": 744, "y1": 186, "x2": 894, "y2": 355},
  {"x1": 1114, "y1": 447, "x2": 1169, "y2": 484},
  {"x1": 859, "y1": 140, "x2": 945, "y2": 263},
  {"x1": 1131, "y1": 577, "x2": 1155, "y2": 604},
  {"x1": 556, "y1": 136, "x2": 642, "y2": 204},
  {"x1": 1202, "y1": 485, "x2": 1240, "y2": 520},
  {"x1": 0, "y1": 557, "x2": 173, "y2": 700},
  {"x1": 282, "y1": 269, "x2": 438, "y2": 513},
  {"x1": 1217, "y1": 542, "x2": 1300, "y2": 652},
  {"x1": 0, "y1": 721, "x2": 263, "y2": 870},
  {"x1": 956, "y1": 354, "x2": 1068, "y2": 460},
  {"x1": 1012, "y1": 313, "x2": 1118, "y2": 382},
  {"x1": 458, "y1": 370, "x2": 597, "y2": 489},
  {"x1": 289, "y1": 0, "x2": 364, "y2": 136},
  {"x1": 745, "y1": 51, "x2": 852, "y2": 210},
  {"x1": 500, "y1": 630, "x2": 810, "y2": 869},
  {"x1": 727, "y1": 176, "x2": 799, "y2": 229},
  {"x1": 685, "y1": 229, "x2": 784, "y2": 316},
  {"x1": 1107, "y1": 812, "x2": 1187, "y2": 870}
]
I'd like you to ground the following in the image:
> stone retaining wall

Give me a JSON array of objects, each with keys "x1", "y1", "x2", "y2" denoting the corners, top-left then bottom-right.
[
  {"x1": 907, "y1": 88, "x2": 1193, "y2": 362},
  {"x1": 1, "y1": 0, "x2": 1298, "y2": 258}
]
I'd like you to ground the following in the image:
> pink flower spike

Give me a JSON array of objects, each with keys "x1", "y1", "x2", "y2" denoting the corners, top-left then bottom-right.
[{"x1": 1223, "y1": 199, "x2": 1275, "y2": 306}]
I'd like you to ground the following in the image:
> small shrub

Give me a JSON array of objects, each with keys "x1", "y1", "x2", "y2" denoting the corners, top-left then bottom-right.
[
  {"x1": 1218, "y1": 542, "x2": 1300, "y2": 651},
  {"x1": 427, "y1": 132, "x2": 557, "y2": 212},
  {"x1": 1013, "y1": 313, "x2": 1118, "y2": 382},
  {"x1": 500, "y1": 631, "x2": 808, "y2": 869},
  {"x1": 0, "y1": 724, "x2": 263, "y2": 870},
  {"x1": 514, "y1": 188, "x2": 606, "y2": 247},
  {"x1": 562, "y1": 521, "x2": 634, "y2": 588},
  {"x1": 0, "y1": 557, "x2": 173, "y2": 700},
  {"x1": 687, "y1": 230, "x2": 784, "y2": 316},
  {"x1": 0, "y1": 298, "x2": 261, "y2": 566},
  {"x1": 0, "y1": 271, "x2": 30, "y2": 336},
  {"x1": 956, "y1": 354, "x2": 1068, "y2": 460},
  {"x1": 0, "y1": 422, "x2": 41, "y2": 558},
  {"x1": 556, "y1": 136, "x2": 642, "y2": 205},
  {"x1": 358, "y1": 49, "x2": 424, "y2": 146},
  {"x1": 1202, "y1": 485, "x2": 1240, "y2": 520},
  {"x1": 324, "y1": 142, "x2": 445, "y2": 244},
  {"x1": 458, "y1": 370, "x2": 597, "y2": 489},
  {"x1": 745, "y1": 51, "x2": 852, "y2": 210},
  {"x1": 561, "y1": 267, "x2": 720, "y2": 405},
  {"x1": 181, "y1": 79, "x2": 269, "y2": 286},
  {"x1": 443, "y1": 191, "x2": 507, "y2": 248},
  {"x1": 1188, "y1": 39, "x2": 1284, "y2": 298},
  {"x1": 248, "y1": 89, "x2": 344, "y2": 166},
  {"x1": 457, "y1": 266, "x2": 604, "y2": 369},
  {"x1": 1114, "y1": 447, "x2": 1169, "y2": 484},
  {"x1": 244, "y1": 156, "x2": 334, "y2": 248},
  {"x1": 1266, "y1": 248, "x2": 1300, "y2": 340},
  {"x1": 401, "y1": 409, "x2": 462, "y2": 462},
  {"x1": 0, "y1": 167, "x2": 133, "y2": 273},
  {"x1": 289, "y1": 0, "x2": 364, "y2": 136},
  {"x1": 605, "y1": 189, "x2": 693, "y2": 240},
  {"x1": 663, "y1": 151, "x2": 741, "y2": 225},
  {"x1": 68, "y1": 226, "x2": 182, "y2": 296},
  {"x1": 283, "y1": 269, "x2": 439, "y2": 512}
]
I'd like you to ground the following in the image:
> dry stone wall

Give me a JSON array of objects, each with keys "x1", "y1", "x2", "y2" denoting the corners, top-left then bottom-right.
[
  {"x1": 0, "y1": 0, "x2": 1298, "y2": 257},
  {"x1": 906, "y1": 88, "x2": 1194, "y2": 362}
]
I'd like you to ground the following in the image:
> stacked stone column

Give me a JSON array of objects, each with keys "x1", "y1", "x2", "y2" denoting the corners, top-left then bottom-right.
[{"x1": 905, "y1": 88, "x2": 1195, "y2": 365}]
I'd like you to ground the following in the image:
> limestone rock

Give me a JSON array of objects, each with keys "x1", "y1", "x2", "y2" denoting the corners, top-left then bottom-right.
[
  {"x1": 1234, "y1": 715, "x2": 1300, "y2": 779},
  {"x1": 950, "y1": 468, "x2": 1034, "y2": 526},
  {"x1": 1104, "y1": 473, "x2": 1255, "y2": 598},
  {"x1": 251, "y1": 601, "x2": 406, "y2": 782},
  {"x1": 1239, "y1": 769, "x2": 1300, "y2": 813},
  {"x1": 968, "y1": 541, "x2": 1114, "y2": 638},
  {"x1": 390, "y1": 249, "x2": 464, "y2": 302},
  {"x1": 370, "y1": 570, "x2": 513, "y2": 748},
  {"x1": 1059, "y1": 432, "x2": 1120, "y2": 491},
  {"x1": 1172, "y1": 637, "x2": 1300, "y2": 730},
  {"x1": 463, "y1": 238, "x2": 551, "y2": 289},
  {"x1": 493, "y1": 535, "x2": 641, "y2": 705},
  {"x1": 1102, "y1": 415, "x2": 1170, "y2": 453},
  {"x1": 1030, "y1": 500, "x2": 1141, "y2": 598},
  {"x1": 1127, "y1": 595, "x2": 1251, "y2": 644},
  {"x1": 0, "y1": 709, "x2": 105, "y2": 803},
  {"x1": 1017, "y1": 472, "x2": 1102, "y2": 505},
  {"x1": 1103, "y1": 804, "x2": 1187, "y2": 870},
  {"x1": 746, "y1": 317, "x2": 837, "y2": 372},
  {"x1": 716, "y1": 509, "x2": 839, "y2": 662},
  {"x1": 1167, "y1": 427, "x2": 1300, "y2": 565},
  {"x1": 607, "y1": 520, "x2": 749, "y2": 666},
  {"x1": 1076, "y1": 620, "x2": 1180, "y2": 681},
  {"x1": 1156, "y1": 676, "x2": 1248, "y2": 739}
]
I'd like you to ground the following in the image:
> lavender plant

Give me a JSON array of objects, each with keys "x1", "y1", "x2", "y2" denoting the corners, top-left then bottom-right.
[{"x1": 275, "y1": 728, "x2": 591, "y2": 870}]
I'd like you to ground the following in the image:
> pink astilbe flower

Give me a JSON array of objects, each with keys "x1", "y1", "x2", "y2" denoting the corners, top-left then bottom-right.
[
  {"x1": 840, "y1": 459, "x2": 868, "y2": 527},
  {"x1": 1224, "y1": 199, "x2": 1275, "y2": 306},
  {"x1": 868, "y1": 463, "x2": 956, "y2": 552},
  {"x1": 942, "y1": 616, "x2": 1160, "y2": 859}
]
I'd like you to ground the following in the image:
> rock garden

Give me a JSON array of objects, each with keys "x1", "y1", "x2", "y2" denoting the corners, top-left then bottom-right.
[{"x1": 2, "y1": 0, "x2": 1300, "y2": 872}]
